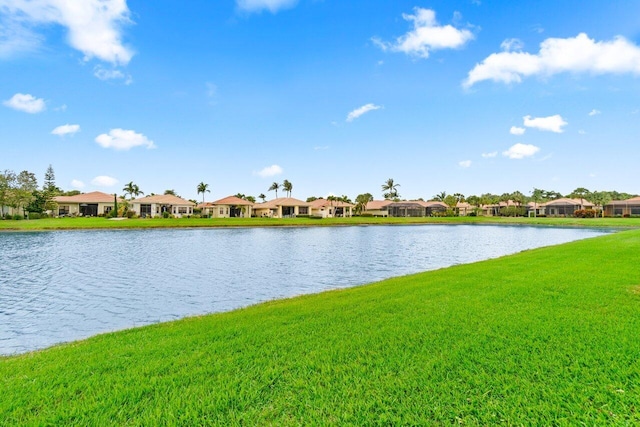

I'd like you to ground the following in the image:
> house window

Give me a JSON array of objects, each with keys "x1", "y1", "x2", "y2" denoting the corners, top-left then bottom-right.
[
  {"x1": 299, "y1": 207, "x2": 308, "y2": 215},
  {"x1": 631, "y1": 207, "x2": 640, "y2": 215},
  {"x1": 104, "y1": 206, "x2": 113, "y2": 214},
  {"x1": 58, "y1": 205, "x2": 69, "y2": 216},
  {"x1": 178, "y1": 207, "x2": 188, "y2": 214},
  {"x1": 140, "y1": 205, "x2": 152, "y2": 217},
  {"x1": 614, "y1": 208, "x2": 623, "y2": 215},
  {"x1": 219, "y1": 208, "x2": 224, "y2": 214}
]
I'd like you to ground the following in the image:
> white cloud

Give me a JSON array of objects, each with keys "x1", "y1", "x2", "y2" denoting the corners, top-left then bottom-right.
[
  {"x1": 500, "y1": 38, "x2": 523, "y2": 52},
  {"x1": 481, "y1": 151, "x2": 498, "y2": 158},
  {"x1": 51, "y1": 123, "x2": 80, "y2": 136},
  {"x1": 523, "y1": 114, "x2": 567, "y2": 133},
  {"x1": 588, "y1": 109, "x2": 601, "y2": 116},
  {"x1": 502, "y1": 143, "x2": 540, "y2": 159},
  {"x1": 95, "y1": 128, "x2": 155, "y2": 151},
  {"x1": 578, "y1": 129, "x2": 587, "y2": 135},
  {"x1": 70, "y1": 179, "x2": 85, "y2": 189},
  {"x1": 464, "y1": 33, "x2": 640, "y2": 88},
  {"x1": 0, "y1": 0, "x2": 134, "y2": 65},
  {"x1": 458, "y1": 160, "x2": 472, "y2": 168},
  {"x1": 236, "y1": 0, "x2": 297, "y2": 13},
  {"x1": 0, "y1": 16, "x2": 42, "y2": 57},
  {"x1": 91, "y1": 175, "x2": 118, "y2": 187},
  {"x1": 94, "y1": 66, "x2": 132, "y2": 84},
  {"x1": 314, "y1": 146, "x2": 329, "y2": 151},
  {"x1": 254, "y1": 164, "x2": 283, "y2": 178},
  {"x1": 3, "y1": 93, "x2": 45, "y2": 113},
  {"x1": 509, "y1": 126, "x2": 526, "y2": 135},
  {"x1": 372, "y1": 8, "x2": 474, "y2": 59},
  {"x1": 346, "y1": 103, "x2": 381, "y2": 122}
]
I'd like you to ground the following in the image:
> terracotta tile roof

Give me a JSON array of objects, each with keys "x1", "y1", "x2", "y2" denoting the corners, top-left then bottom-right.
[
  {"x1": 54, "y1": 191, "x2": 122, "y2": 204},
  {"x1": 309, "y1": 199, "x2": 355, "y2": 209},
  {"x1": 253, "y1": 197, "x2": 310, "y2": 209},
  {"x1": 542, "y1": 198, "x2": 594, "y2": 207},
  {"x1": 130, "y1": 194, "x2": 195, "y2": 206},
  {"x1": 607, "y1": 196, "x2": 640, "y2": 206},
  {"x1": 212, "y1": 196, "x2": 254, "y2": 206},
  {"x1": 365, "y1": 200, "x2": 393, "y2": 210},
  {"x1": 424, "y1": 201, "x2": 448, "y2": 208}
]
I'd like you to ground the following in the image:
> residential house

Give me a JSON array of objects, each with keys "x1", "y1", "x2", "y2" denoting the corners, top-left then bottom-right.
[
  {"x1": 604, "y1": 196, "x2": 640, "y2": 217},
  {"x1": 53, "y1": 191, "x2": 122, "y2": 217},
  {"x1": 128, "y1": 194, "x2": 195, "y2": 218},
  {"x1": 201, "y1": 196, "x2": 254, "y2": 218},
  {"x1": 252, "y1": 197, "x2": 310, "y2": 218},
  {"x1": 542, "y1": 198, "x2": 595, "y2": 217},
  {"x1": 456, "y1": 202, "x2": 474, "y2": 216},
  {"x1": 364, "y1": 200, "x2": 393, "y2": 217},
  {"x1": 309, "y1": 198, "x2": 354, "y2": 218},
  {"x1": 366, "y1": 200, "x2": 449, "y2": 217}
]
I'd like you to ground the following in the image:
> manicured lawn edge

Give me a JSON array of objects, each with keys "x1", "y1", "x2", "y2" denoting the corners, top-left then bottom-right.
[
  {"x1": 2, "y1": 229, "x2": 640, "y2": 424},
  {"x1": 2, "y1": 215, "x2": 640, "y2": 231}
]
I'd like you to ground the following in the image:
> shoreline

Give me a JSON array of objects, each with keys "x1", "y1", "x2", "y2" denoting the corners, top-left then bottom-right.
[{"x1": 2, "y1": 215, "x2": 640, "y2": 232}]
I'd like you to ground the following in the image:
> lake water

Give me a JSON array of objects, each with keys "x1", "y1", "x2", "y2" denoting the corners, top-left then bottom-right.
[{"x1": 0, "y1": 225, "x2": 609, "y2": 355}]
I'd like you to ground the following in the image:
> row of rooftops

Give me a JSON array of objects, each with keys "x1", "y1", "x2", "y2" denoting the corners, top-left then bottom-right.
[{"x1": 53, "y1": 192, "x2": 640, "y2": 210}]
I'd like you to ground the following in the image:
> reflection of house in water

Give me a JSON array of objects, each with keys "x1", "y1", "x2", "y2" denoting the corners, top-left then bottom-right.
[{"x1": 53, "y1": 191, "x2": 123, "y2": 217}]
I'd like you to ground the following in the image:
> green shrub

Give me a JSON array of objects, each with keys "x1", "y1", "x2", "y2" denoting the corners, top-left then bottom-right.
[
  {"x1": 574, "y1": 209, "x2": 597, "y2": 218},
  {"x1": 12, "y1": 214, "x2": 23, "y2": 220},
  {"x1": 28, "y1": 212, "x2": 41, "y2": 220}
]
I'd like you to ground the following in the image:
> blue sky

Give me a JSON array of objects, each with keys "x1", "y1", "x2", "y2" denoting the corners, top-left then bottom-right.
[{"x1": 1, "y1": 0, "x2": 639, "y2": 201}]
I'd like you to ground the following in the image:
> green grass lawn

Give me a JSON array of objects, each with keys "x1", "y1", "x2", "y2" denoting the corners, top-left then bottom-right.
[
  {"x1": 2, "y1": 229, "x2": 640, "y2": 424},
  {"x1": 2, "y1": 215, "x2": 640, "y2": 231}
]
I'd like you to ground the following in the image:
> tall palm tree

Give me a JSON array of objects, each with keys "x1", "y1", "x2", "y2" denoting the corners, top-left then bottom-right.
[
  {"x1": 197, "y1": 182, "x2": 210, "y2": 204},
  {"x1": 381, "y1": 178, "x2": 400, "y2": 199},
  {"x1": 123, "y1": 181, "x2": 143, "y2": 199},
  {"x1": 258, "y1": 193, "x2": 266, "y2": 202},
  {"x1": 282, "y1": 180, "x2": 293, "y2": 197},
  {"x1": 433, "y1": 191, "x2": 447, "y2": 202},
  {"x1": 268, "y1": 182, "x2": 280, "y2": 198}
]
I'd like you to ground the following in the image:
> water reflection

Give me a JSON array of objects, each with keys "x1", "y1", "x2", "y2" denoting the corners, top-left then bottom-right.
[{"x1": 0, "y1": 225, "x2": 608, "y2": 354}]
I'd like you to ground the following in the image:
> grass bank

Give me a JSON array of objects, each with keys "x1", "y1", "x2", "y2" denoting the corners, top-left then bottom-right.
[
  {"x1": 2, "y1": 215, "x2": 640, "y2": 231},
  {"x1": 2, "y1": 230, "x2": 640, "y2": 424}
]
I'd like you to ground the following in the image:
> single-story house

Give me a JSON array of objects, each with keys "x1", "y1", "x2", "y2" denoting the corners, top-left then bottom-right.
[
  {"x1": 364, "y1": 200, "x2": 393, "y2": 217},
  {"x1": 200, "y1": 196, "x2": 254, "y2": 218},
  {"x1": 309, "y1": 198, "x2": 354, "y2": 218},
  {"x1": 604, "y1": 196, "x2": 640, "y2": 217},
  {"x1": 253, "y1": 197, "x2": 310, "y2": 218},
  {"x1": 53, "y1": 191, "x2": 122, "y2": 217},
  {"x1": 368, "y1": 200, "x2": 449, "y2": 217},
  {"x1": 1, "y1": 205, "x2": 17, "y2": 218},
  {"x1": 456, "y1": 202, "x2": 474, "y2": 216},
  {"x1": 541, "y1": 198, "x2": 595, "y2": 217},
  {"x1": 128, "y1": 194, "x2": 195, "y2": 218}
]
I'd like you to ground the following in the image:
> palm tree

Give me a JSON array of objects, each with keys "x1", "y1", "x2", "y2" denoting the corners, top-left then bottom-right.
[
  {"x1": 355, "y1": 193, "x2": 373, "y2": 214},
  {"x1": 123, "y1": 181, "x2": 143, "y2": 199},
  {"x1": 197, "y1": 182, "x2": 210, "y2": 203},
  {"x1": 282, "y1": 180, "x2": 293, "y2": 198},
  {"x1": 381, "y1": 178, "x2": 400, "y2": 199},
  {"x1": 268, "y1": 182, "x2": 280, "y2": 198},
  {"x1": 164, "y1": 189, "x2": 177, "y2": 196},
  {"x1": 530, "y1": 188, "x2": 545, "y2": 217},
  {"x1": 433, "y1": 191, "x2": 447, "y2": 202},
  {"x1": 258, "y1": 193, "x2": 266, "y2": 202}
]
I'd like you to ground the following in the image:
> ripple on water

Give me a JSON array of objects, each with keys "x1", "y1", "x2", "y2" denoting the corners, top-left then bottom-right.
[{"x1": 0, "y1": 225, "x2": 609, "y2": 355}]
